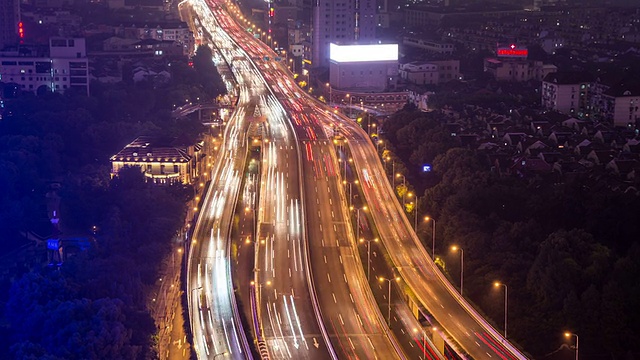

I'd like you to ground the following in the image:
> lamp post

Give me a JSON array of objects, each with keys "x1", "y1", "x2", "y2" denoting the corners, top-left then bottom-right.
[
  {"x1": 359, "y1": 238, "x2": 378, "y2": 281},
  {"x1": 326, "y1": 82, "x2": 332, "y2": 105},
  {"x1": 302, "y1": 69, "x2": 309, "y2": 89},
  {"x1": 413, "y1": 328, "x2": 427, "y2": 360},
  {"x1": 413, "y1": 196, "x2": 419, "y2": 230},
  {"x1": 564, "y1": 332, "x2": 579, "y2": 360},
  {"x1": 345, "y1": 93, "x2": 353, "y2": 117},
  {"x1": 405, "y1": 191, "x2": 414, "y2": 212},
  {"x1": 425, "y1": 216, "x2": 436, "y2": 260},
  {"x1": 494, "y1": 281, "x2": 508, "y2": 340},
  {"x1": 350, "y1": 205, "x2": 368, "y2": 241},
  {"x1": 395, "y1": 172, "x2": 406, "y2": 188},
  {"x1": 451, "y1": 245, "x2": 464, "y2": 296},
  {"x1": 379, "y1": 276, "x2": 400, "y2": 326}
]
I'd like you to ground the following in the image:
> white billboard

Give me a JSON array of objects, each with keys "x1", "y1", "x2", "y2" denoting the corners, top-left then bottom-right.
[{"x1": 329, "y1": 43, "x2": 398, "y2": 63}]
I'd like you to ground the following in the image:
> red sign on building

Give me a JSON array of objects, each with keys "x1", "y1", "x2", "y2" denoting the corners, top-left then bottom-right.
[{"x1": 497, "y1": 44, "x2": 528, "y2": 58}]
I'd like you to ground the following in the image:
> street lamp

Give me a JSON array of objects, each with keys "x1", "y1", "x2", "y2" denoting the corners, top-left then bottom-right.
[
  {"x1": 379, "y1": 276, "x2": 400, "y2": 326},
  {"x1": 564, "y1": 332, "x2": 579, "y2": 360},
  {"x1": 326, "y1": 82, "x2": 332, "y2": 105},
  {"x1": 395, "y1": 173, "x2": 406, "y2": 194},
  {"x1": 564, "y1": 331, "x2": 578, "y2": 360},
  {"x1": 302, "y1": 69, "x2": 309, "y2": 88},
  {"x1": 359, "y1": 238, "x2": 378, "y2": 281},
  {"x1": 345, "y1": 93, "x2": 353, "y2": 117},
  {"x1": 343, "y1": 180, "x2": 352, "y2": 208},
  {"x1": 405, "y1": 191, "x2": 413, "y2": 210},
  {"x1": 413, "y1": 328, "x2": 427, "y2": 360},
  {"x1": 494, "y1": 281, "x2": 508, "y2": 340},
  {"x1": 350, "y1": 205, "x2": 368, "y2": 240},
  {"x1": 425, "y1": 216, "x2": 436, "y2": 260},
  {"x1": 451, "y1": 245, "x2": 464, "y2": 296}
]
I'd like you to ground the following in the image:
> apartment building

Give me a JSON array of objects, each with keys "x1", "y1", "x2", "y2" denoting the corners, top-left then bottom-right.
[
  {"x1": 0, "y1": 38, "x2": 89, "y2": 95},
  {"x1": 542, "y1": 72, "x2": 594, "y2": 118}
]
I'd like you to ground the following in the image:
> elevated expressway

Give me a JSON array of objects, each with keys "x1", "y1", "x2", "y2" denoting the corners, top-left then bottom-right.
[
  {"x1": 188, "y1": 0, "x2": 406, "y2": 359},
  {"x1": 187, "y1": 0, "x2": 528, "y2": 358}
]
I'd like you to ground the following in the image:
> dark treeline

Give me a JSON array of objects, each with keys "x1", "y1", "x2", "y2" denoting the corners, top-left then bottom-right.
[
  {"x1": 381, "y1": 106, "x2": 640, "y2": 359},
  {"x1": 0, "y1": 46, "x2": 226, "y2": 358}
]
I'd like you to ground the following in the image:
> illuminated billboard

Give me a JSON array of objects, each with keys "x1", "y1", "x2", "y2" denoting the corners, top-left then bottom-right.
[
  {"x1": 497, "y1": 44, "x2": 528, "y2": 58},
  {"x1": 329, "y1": 43, "x2": 398, "y2": 63}
]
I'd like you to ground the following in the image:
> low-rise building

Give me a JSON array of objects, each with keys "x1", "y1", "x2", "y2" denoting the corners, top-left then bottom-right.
[
  {"x1": 402, "y1": 36, "x2": 454, "y2": 54},
  {"x1": 484, "y1": 43, "x2": 556, "y2": 82},
  {"x1": 399, "y1": 59, "x2": 460, "y2": 85},
  {"x1": 0, "y1": 37, "x2": 89, "y2": 95},
  {"x1": 110, "y1": 136, "x2": 204, "y2": 185}
]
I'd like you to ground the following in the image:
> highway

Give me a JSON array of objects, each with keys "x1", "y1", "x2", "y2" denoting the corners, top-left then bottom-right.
[
  {"x1": 330, "y1": 110, "x2": 528, "y2": 360},
  {"x1": 184, "y1": 2, "x2": 261, "y2": 359},
  {"x1": 190, "y1": 1, "x2": 336, "y2": 359},
  {"x1": 191, "y1": 0, "x2": 407, "y2": 358},
  {"x1": 187, "y1": 0, "x2": 528, "y2": 359}
]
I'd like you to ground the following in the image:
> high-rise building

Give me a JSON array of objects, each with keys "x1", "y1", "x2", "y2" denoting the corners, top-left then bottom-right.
[
  {"x1": 0, "y1": 0, "x2": 20, "y2": 49},
  {"x1": 312, "y1": 0, "x2": 376, "y2": 68}
]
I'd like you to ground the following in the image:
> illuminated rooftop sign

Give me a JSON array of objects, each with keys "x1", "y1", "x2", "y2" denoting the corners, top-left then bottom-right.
[
  {"x1": 329, "y1": 43, "x2": 398, "y2": 63},
  {"x1": 497, "y1": 44, "x2": 528, "y2": 58}
]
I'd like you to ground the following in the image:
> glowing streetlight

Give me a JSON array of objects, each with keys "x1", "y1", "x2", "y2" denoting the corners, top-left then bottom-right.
[
  {"x1": 379, "y1": 276, "x2": 400, "y2": 326},
  {"x1": 451, "y1": 245, "x2": 464, "y2": 296},
  {"x1": 359, "y1": 238, "x2": 378, "y2": 281},
  {"x1": 425, "y1": 216, "x2": 436, "y2": 260},
  {"x1": 350, "y1": 205, "x2": 368, "y2": 240},
  {"x1": 564, "y1": 332, "x2": 579, "y2": 360},
  {"x1": 494, "y1": 281, "x2": 508, "y2": 340}
]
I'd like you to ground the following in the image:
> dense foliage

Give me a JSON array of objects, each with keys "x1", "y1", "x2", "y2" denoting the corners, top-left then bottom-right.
[
  {"x1": 0, "y1": 52, "x2": 225, "y2": 358},
  {"x1": 382, "y1": 107, "x2": 640, "y2": 359}
]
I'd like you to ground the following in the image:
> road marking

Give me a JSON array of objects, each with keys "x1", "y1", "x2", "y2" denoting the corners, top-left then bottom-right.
[
  {"x1": 324, "y1": 255, "x2": 327, "y2": 263},
  {"x1": 476, "y1": 341, "x2": 481, "y2": 347},
  {"x1": 486, "y1": 353, "x2": 492, "y2": 357},
  {"x1": 338, "y1": 314, "x2": 344, "y2": 325},
  {"x1": 348, "y1": 338, "x2": 355, "y2": 350},
  {"x1": 367, "y1": 337, "x2": 375, "y2": 350},
  {"x1": 327, "y1": 273, "x2": 331, "y2": 282},
  {"x1": 289, "y1": 268, "x2": 292, "y2": 277},
  {"x1": 322, "y1": 239, "x2": 325, "y2": 246},
  {"x1": 343, "y1": 274, "x2": 347, "y2": 283},
  {"x1": 349, "y1": 294, "x2": 354, "y2": 303},
  {"x1": 339, "y1": 256, "x2": 343, "y2": 264},
  {"x1": 356, "y1": 313, "x2": 362, "y2": 326},
  {"x1": 332, "y1": 293, "x2": 337, "y2": 303},
  {"x1": 331, "y1": 211, "x2": 334, "y2": 218}
]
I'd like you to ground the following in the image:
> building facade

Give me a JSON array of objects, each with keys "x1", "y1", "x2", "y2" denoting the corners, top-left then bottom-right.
[
  {"x1": 116, "y1": 22, "x2": 194, "y2": 56},
  {"x1": 484, "y1": 58, "x2": 556, "y2": 82},
  {"x1": 312, "y1": 0, "x2": 376, "y2": 68},
  {"x1": 402, "y1": 36, "x2": 454, "y2": 54},
  {"x1": 110, "y1": 136, "x2": 204, "y2": 185},
  {"x1": 601, "y1": 84, "x2": 640, "y2": 128},
  {"x1": 329, "y1": 43, "x2": 398, "y2": 92},
  {"x1": 0, "y1": 38, "x2": 89, "y2": 95},
  {"x1": 542, "y1": 72, "x2": 594, "y2": 118},
  {"x1": 0, "y1": 0, "x2": 20, "y2": 49}
]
